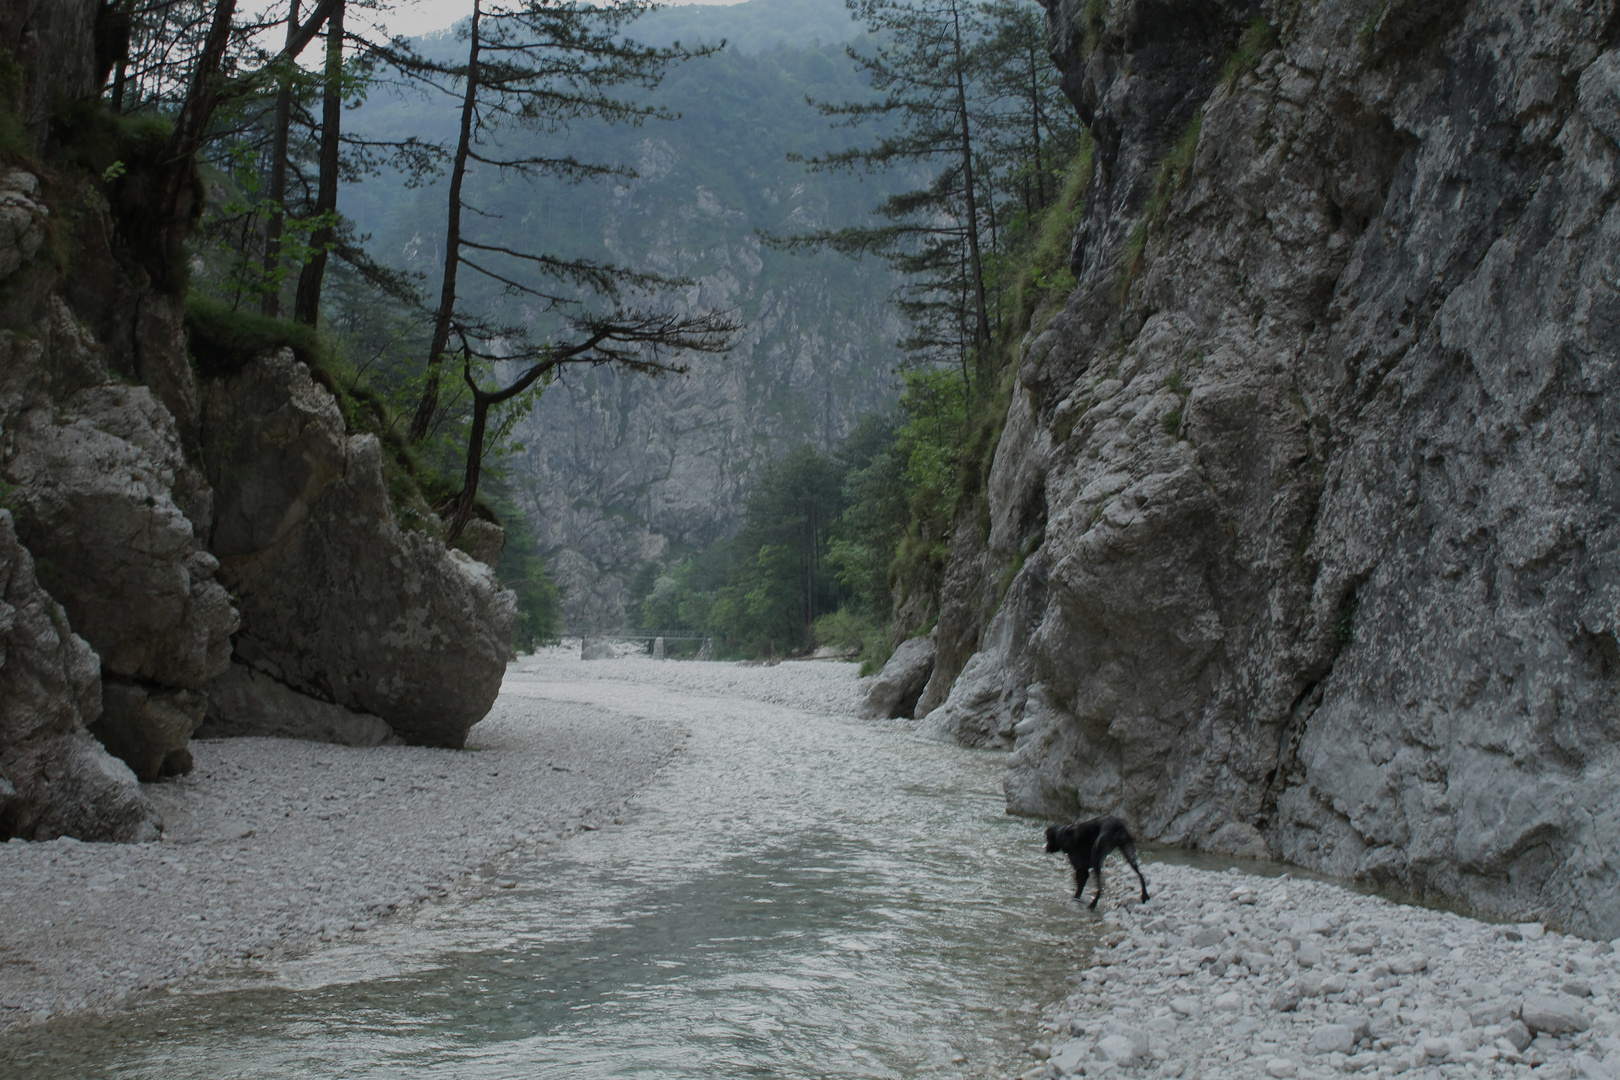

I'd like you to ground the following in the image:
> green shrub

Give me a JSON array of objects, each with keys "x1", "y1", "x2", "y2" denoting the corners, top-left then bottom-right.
[{"x1": 1220, "y1": 18, "x2": 1278, "y2": 89}]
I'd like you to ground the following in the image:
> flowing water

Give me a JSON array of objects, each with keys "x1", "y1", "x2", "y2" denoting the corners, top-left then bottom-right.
[{"x1": 7, "y1": 674, "x2": 1104, "y2": 1078}]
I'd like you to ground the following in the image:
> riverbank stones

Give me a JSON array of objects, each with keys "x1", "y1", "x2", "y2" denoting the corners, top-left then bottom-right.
[
  {"x1": 1019, "y1": 864, "x2": 1620, "y2": 1080},
  {"x1": 1524, "y1": 993, "x2": 1592, "y2": 1034}
]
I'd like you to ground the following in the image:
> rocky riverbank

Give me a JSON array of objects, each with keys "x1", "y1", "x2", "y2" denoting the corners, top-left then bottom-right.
[
  {"x1": 0, "y1": 672, "x2": 677, "y2": 1032},
  {"x1": 1018, "y1": 864, "x2": 1619, "y2": 1080}
]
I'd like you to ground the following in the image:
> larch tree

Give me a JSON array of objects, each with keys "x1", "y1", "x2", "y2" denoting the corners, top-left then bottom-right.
[{"x1": 395, "y1": 0, "x2": 737, "y2": 537}]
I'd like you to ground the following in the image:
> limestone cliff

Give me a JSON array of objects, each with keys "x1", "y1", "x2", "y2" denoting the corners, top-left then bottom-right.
[
  {"x1": 0, "y1": 0, "x2": 515, "y2": 837},
  {"x1": 926, "y1": 0, "x2": 1620, "y2": 935}
]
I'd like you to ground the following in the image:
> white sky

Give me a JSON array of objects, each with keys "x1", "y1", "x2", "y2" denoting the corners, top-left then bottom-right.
[{"x1": 337, "y1": 0, "x2": 748, "y2": 41}]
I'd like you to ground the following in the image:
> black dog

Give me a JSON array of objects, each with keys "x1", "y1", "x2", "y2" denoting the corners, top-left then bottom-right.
[{"x1": 1045, "y1": 816, "x2": 1150, "y2": 909}]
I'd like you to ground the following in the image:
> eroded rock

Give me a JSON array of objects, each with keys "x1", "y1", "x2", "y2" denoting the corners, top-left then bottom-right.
[
  {"x1": 860, "y1": 635, "x2": 935, "y2": 719},
  {"x1": 0, "y1": 511, "x2": 158, "y2": 841},
  {"x1": 200, "y1": 350, "x2": 514, "y2": 748},
  {"x1": 198, "y1": 662, "x2": 398, "y2": 747},
  {"x1": 923, "y1": 0, "x2": 1620, "y2": 934}
]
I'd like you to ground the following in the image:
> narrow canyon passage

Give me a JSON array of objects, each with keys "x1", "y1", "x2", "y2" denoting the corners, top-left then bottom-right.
[{"x1": 8, "y1": 667, "x2": 1096, "y2": 1078}]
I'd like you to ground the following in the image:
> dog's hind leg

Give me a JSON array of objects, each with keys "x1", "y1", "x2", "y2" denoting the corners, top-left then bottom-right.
[
  {"x1": 1067, "y1": 851, "x2": 1091, "y2": 900},
  {"x1": 1086, "y1": 839, "x2": 1109, "y2": 909},
  {"x1": 1120, "y1": 840, "x2": 1150, "y2": 902}
]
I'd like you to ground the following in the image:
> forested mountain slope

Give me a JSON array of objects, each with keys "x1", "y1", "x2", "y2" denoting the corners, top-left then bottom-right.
[{"x1": 346, "y1": 0, "x2": 906, "y2": 629}]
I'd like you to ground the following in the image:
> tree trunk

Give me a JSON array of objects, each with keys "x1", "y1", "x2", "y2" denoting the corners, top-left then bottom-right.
[
  {"x1": 293, "y1": 0, "x2": 343, "y2": 325},
  {"x1": 407, "y1": 0, "x2": 482, "y2": 445},
  {"x1": 950, "y1": 4, "x2": 992, "y2": 392},
  {"x1": 1028, "y1": 40, "x2": 1044, "y2": 208},
  {"x1": 446, "y1": 390, "x2": 490, "y2": 544},
  {"x1": 261, "y1": 0, "x2": 299, "y2": 317},
  {"x1": 148, "y1": 0, "x2": 238, "y2": 293}
]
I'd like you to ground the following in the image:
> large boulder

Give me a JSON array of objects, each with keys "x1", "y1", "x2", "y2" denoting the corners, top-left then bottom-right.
[
  {"x1": 861, "y1": 636, "x2": 936, "y2": 719},
  {"x1": 0, "y1": 510, "x2": 158, "y2": 841},
  {"x1": 200, "y1": 350, "x2": 515, "y2": 748},
  {"x1": 198, "y1": 662, "x2": 398, "y2": 748}
]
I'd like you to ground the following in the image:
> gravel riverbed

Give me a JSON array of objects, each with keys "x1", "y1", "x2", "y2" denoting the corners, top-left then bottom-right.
[
  {"x1": 0, "y1": 671, "x2": 679, "y2": 1032},
  {"x1": 6, "y1": 649, "x2": 1618, "y2": 1080},
  {"x1": 1018, "y1": 865, "x2": 1620, "y2": 1080}
]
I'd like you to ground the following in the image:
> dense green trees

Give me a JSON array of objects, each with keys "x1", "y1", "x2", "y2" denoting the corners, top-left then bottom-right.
[{"x1": 669, "y1": 0, "x2": 1090, "y2": 663}]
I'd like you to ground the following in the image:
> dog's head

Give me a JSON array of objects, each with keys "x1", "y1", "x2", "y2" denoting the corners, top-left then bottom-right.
[{"x1": 1045, "y1": 824, "x2": 1067, "y2": 853}]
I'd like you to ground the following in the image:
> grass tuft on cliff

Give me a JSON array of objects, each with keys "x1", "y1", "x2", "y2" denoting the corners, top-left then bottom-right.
[{"x1": 183, "y1": 297, "x2": 461, "y2": 535}]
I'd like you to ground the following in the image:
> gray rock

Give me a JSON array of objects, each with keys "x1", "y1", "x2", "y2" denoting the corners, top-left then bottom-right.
[
  {"x1": 1100, "y1": 1021, "x2": 1149, "y2": 1060},
  {"x1": 197, "y1": 662, "x2": 398, "y2": 747},
  {"x1": 861, "y1": 635, "x2": 936, "y2": 720},
  {"x1": 92, "y1": 680, "x2": 206, "y2": 782},
  {"x1": 1048, "y1": 1038, "x2": 1087, "y2": 1074},
  {"x1": 200, "y1": 351, "x2": 514, "y2": 748},
  {"x1": 1522, "y1": 994, "x2": 1590, "y2": 1035},
  {"x1": 453, "y1": 518, "x2": 505, "y2": 568},
  {"x1": 1504, "y1": 1020, "x2": 1534, "y2": 1051},
  {"x1": 1095, "y1": 1034, "x2": 1140, "y2": 1064},
  {"x1": 0, "y1": 273, "x2": 236, "y2": 781},
  {"x1": 0, "y1": 510, "x2": 158, "y2": 841},
  {"x1": 1309, "y1": 1024, "x2": 1356, "y2": 1056},
  {"x1": 581, "y1": 639, "x2": 616, "y2": 661},
  {"x1": 911, "y1": 0, "x2": 1620, "y2": 936},
  {"x1": 1, "y1": 304, "x2": 236, "y2": 696}
]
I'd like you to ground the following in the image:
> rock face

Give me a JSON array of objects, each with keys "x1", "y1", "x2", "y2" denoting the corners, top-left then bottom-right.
[
  {"x1": 0, "y1": 171, "x2": 237, "y2": 782},
  {"x1": 200, "y1": 351, "x2": 515, "y2": 748},
  {"x1": 0, "y1": 510, "x2": 158, "y2": 841},
  {"x1": 860, "y1": 636, "x2": 936, "y2": 720},
  {"x1": 197, "y1": 662, "x2": 398, "y2": 748},
  {"x1": 925, "y1": 0, "x2": 1620, "y2": 934}
]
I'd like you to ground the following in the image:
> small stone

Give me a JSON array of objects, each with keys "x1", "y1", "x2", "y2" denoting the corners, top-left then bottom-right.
[
  {"x1": 1296, "y1": 942, "x2": 1324, "y2": 967},
  {"x1": 1271, "y1": 986, "x2": 1302, "y2": 1012},
  {"x1": 1523, "y1": 993, "x2": 1590, "y2": 1034},
  {"x1": 1320, "y1": 974, "x2": 1348, "y2": 994},
  {"x1": 1264, "y1": 1058, "x2": 1297, "y2": 1078},
  {"x1": 1309, "y1": 1024, "x2": 1356, "y2": 1055},
  {"x1": 1096, "y1": 1034, "x2": 1140, "y2": 1064},
  {"x1": 1504, "y1": 1019, "x2": 1534, "y2": 1051},
  {"x1": 1048, "y1": 1038, "x2": 1088, "y2": 1074},
  {"x1": 1215, "y1": 991, "x2": 1244, "y2": 1011},
  {"x1": 1027, "y1": 1042, "x2": 1051, "y2": 1060},
  {"x1": 1170, "y1": 996, "x2": 1203, "y2": 1018},
  {"x1": 1519, "y1": 923, "x2": 1547, "y2": 941},
  {"x1": 1575, "y1": 1053, "x2": 1612, "y2": 1080},
  {"x1": 1421, "y1": 1036, "x2": 1452, "y2": 1060},
  {"x1": 1564, "y1": 979, "x2": 1594, "y2": 998},
  {"x1": 1192, "y1": 926, "x2": 1228, "y2": 948},
  {"x1": 1389, "y1": 954, "x2": 1428, "y2": 975}
]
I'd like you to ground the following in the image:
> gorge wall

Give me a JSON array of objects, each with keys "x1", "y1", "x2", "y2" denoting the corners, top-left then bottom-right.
[
  {"x1": 922, "y1": 0, "x2": 1620, "y2": 936},
  {"x1": 0, "y1": 0, "x2": 513, "y2": 840},
  {"x1": 344, "y1": 15, "x2": 906, "y2": 631}
]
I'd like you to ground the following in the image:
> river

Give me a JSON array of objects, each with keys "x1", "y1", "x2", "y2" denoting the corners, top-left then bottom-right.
[{"x1": 7, "y1": 671, "x2": 1101, "y2": 1078}]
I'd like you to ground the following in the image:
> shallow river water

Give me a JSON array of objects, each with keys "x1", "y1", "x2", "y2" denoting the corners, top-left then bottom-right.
[{"x1": 11, "y1": 674, "x2": 1100, "y2": 1078}]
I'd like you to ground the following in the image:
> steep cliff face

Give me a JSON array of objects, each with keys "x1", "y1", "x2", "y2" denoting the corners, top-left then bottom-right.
[
  {"x1": 928, "y1": 0, "x2": 1620, "y2": 934},
  {"x1": 508, "y1": 225, "x2": 902, "y2": 629},
  {"x1": 0, "y1": 0, "x2": 517, "y2": 834}
]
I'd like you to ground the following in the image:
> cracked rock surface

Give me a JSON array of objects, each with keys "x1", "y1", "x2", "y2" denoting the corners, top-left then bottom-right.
[{"x1": 923, "y1": 0, "x2": 1620, "y2": 934}]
